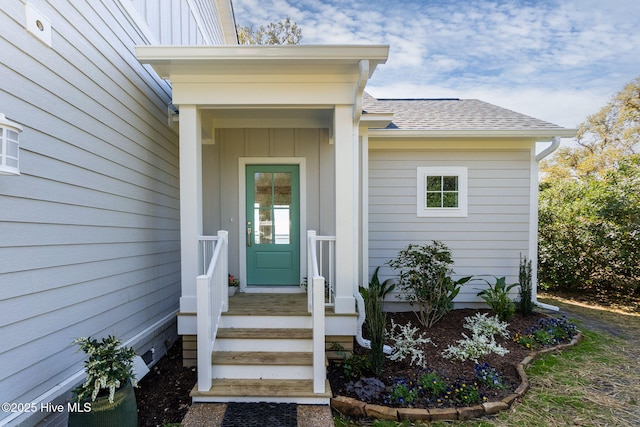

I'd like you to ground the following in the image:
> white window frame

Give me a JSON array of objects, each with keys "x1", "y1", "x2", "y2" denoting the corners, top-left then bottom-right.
[{"x1": 417, "y1": 166, "x2": 468, "y2": 217}]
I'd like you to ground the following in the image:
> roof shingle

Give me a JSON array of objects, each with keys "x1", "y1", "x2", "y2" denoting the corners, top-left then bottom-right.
[{"x1": 362, "y1": 92, "x2": 567, "y2": 131}]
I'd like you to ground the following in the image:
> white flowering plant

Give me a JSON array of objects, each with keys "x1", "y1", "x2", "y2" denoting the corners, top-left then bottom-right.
[
  {"x1": 72, "y1": 335, "x2": 137, "y2": 404},
  {"x1": 386, "y1": 319, "x2": 436, "y2": 368},
  {"x1": 441, "y1": 313, "x2": 510, "y2": 363}
]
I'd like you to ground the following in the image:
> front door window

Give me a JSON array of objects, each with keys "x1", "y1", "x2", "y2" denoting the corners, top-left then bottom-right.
[{"x1": 246, "y1": 165, "x2": 300, "y2": 286}]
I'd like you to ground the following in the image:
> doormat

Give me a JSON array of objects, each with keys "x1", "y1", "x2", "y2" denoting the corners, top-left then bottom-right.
[{"x1": 221, "y1": 402, "x2": 297, "y2": 427}]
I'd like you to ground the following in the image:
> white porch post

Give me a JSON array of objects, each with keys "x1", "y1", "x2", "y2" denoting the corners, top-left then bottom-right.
[
  {"x1": 178, "y1": 105, "x2": 203, "y2": 315},
  {"x1": 333, "y1": 105, "x2": 358, "y2": 313},
  {"x1": 360, "y1": 131, "x2": 369, "y2": 287}
]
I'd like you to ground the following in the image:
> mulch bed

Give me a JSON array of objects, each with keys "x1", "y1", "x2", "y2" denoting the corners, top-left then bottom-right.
[
  {"x1": 134, "y1": 309, "x2": 553, "y2": 425},
  {"x1": 135, "y1": 339, "x2": 196, "y2": 426},
  {"x1": 328, "y1": 309, "x2": 548, "y2": 409}
]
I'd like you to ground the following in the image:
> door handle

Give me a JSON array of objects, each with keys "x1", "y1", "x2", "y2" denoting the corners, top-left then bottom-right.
[{"x1": 247, "y1": 226, "x2": 252, "y2": 246}]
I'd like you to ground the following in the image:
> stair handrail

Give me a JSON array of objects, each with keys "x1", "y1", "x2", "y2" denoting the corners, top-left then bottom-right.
[
  {"x1": 307, "y1": 230, "x2": 326, "y2": 394},
  {"x1": 196, "y1": 230, "x2": 228, "y2": 392}
]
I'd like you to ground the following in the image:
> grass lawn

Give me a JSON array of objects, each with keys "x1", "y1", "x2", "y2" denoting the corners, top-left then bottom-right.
[{"x1": 334, "y1": 295, "x2": 640, "y2": 426}]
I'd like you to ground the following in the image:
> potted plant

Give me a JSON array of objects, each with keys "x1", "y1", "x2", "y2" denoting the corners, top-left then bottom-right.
[
  {"x1": 228, "y1": 274, "x2": 240, "y2": 296},
  {"x1": 68, "y1": 335, "x2": 138, "y2": 427}
]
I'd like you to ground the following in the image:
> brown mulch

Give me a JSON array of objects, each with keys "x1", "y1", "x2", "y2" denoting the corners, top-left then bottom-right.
[
  {"x1": 134, "y1": 309, "x2": 549, "y2": 425},
  {"x1": 135, "y1": 339, "x2": 196, "y2": 426},
  {"x1": 328, "y1": 309, "x2": 548, "y2": 408}
]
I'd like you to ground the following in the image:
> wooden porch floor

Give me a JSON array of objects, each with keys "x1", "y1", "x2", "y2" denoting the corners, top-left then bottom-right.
[{"x1": 227, "y1": 292, "x2": 308, "y2": 316}]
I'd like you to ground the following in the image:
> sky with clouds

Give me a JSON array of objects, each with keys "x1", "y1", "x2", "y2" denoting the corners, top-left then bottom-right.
[{"x1": 231, "y1": 0, "x2": 640, "y2": 130}]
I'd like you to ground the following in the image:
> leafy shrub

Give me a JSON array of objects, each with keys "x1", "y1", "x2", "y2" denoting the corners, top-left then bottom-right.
[
  {"x1": 477, "y1": 277, "x2": 517, "y2": 321},
  {"x1": 360, "y1": 266, "x2": 395, "y2": 375},
  {"x1": 539, "y1": 156, "x2": 640, "y2": 295},
  {"x1": 386, "y1": 319, "x2": 435, "y2": 368},
  {"x1": 442, "y1": 313, "x2": 510, "y2": 363},
  {"x1": 345, "y1": 377, "x2": 386, "y2": 401},
  {"x1": 417, "y1": 372, "x2": 447, "y2": 397},
  {"x1": 388, "y1": 241, "x2": 471, "y2": 328},
  {"x1": 342, "y1": 354, "x2": 371, "y2": 379},
  {"x1": 72, "y1": 335, "x2": 137, "y2": 403},
  {"x1": 465, "y1": 312, "x2": 510, "y2": 338},
  {"x1": 518, "y1": 255, "x2": 535, "y2": 316}
]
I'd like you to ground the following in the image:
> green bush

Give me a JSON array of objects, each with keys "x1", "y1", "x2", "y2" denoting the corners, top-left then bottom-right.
[
  {"x1": 388, "y1": 241, "x2": 471, "y2": 328},
  {"x1": 342, "y1": 354, "x2": 371, "y2": 379},
  {"x1": 477, "y1": 277, "x2": 517, "y2": 321},
  {"x1": 518, "y1": 255, "x2": 535, "y2": 316},
  {"x1": 539, "y1": 156, "x2": 640, "y2": 295},
  {"x1": 360, "y1": 266, "x2": 394, "y2": 376}
]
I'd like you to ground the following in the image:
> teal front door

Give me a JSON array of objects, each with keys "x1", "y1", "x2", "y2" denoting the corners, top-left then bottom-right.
[{"x1": 246, "y1": 165, "x2": 300, "y2": 286}]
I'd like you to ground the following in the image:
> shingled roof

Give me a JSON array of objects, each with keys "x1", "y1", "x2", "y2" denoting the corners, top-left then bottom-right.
[{"x1": 362, "y1": 92, "x2": 568, "y2": 132}]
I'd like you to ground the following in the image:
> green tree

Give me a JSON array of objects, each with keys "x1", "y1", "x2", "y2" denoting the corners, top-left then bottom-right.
[
  {"x1": 541, "y1": 76, "x2": 639, "y2": 180},
  {"x1": 538, "y1": 155, "x2": 640, "y2": 294},
  {"x1": 237, "y1": 17, "x2": 302, "y2": 45}
]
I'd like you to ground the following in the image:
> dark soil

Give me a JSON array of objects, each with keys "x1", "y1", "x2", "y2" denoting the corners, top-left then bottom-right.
[
  {"x1": 135, "y1": 339, "x2": 196, "y2": 427},
  {"x1": 134, "y1": 309, "x2": 550, "y2": 425},
  {"x1": 328, "y1": 309, "x2": 548, "y2": 409}
]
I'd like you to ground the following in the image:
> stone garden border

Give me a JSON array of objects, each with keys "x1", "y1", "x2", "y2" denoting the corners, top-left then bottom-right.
[{"x1": 331, "y1": 331, "x2": 583, "y2": 422}]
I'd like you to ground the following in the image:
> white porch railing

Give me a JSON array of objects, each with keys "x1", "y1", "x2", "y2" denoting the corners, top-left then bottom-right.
[
  {"x1": 306, "y1": 230, "x2": 331, "y2": 393},
  {"x1": 306, "y1": 231, "x2": 336, "y2": 308},
  {"x1": 196, "y1": 231, "x2": 228, "y2": 392}
]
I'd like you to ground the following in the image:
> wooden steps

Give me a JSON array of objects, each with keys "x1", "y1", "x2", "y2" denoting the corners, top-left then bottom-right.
[
  {"x1": 212, "y1": 351, "x2": 313, "y2": 366},
  {"x1": 216, "y1": 328, "x2": 312, "y2": 340},
  {"x1": 190, "y1": 379, "x2": 332, "y2": 404},
  {"x1": 191, "y1": 293, "x2": 331, "y2": 404}
]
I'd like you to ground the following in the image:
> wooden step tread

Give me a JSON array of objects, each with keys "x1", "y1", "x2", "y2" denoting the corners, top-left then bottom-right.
[
  {"x1": 216, "y1": 328, "x2": 312, "y2": 339},
  {"x1": 190, "y1": 379, "x2": 332, "y2": 398},
  {"x1": 212, "y1": 351, "x2": 312, "y2": 365}
]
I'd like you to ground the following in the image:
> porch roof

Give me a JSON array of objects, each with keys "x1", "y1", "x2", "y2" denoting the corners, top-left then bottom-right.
[{"x1": 136, "y1": 45, "x2": 389, "y2": 80}]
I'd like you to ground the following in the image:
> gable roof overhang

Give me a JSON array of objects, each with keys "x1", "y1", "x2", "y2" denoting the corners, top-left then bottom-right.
[
  {"x1": 368, "y1": 128, "x2": 577, "y2": 141},
  {"x1": 215, "y1": 0, "x2": 239, "y2": 44},
  {"x1": 367, "y1": 128, "x2": 578, "y2": 151},
  {"x1": 136, "y1": 45, "x2": 389, "y2": 107}
]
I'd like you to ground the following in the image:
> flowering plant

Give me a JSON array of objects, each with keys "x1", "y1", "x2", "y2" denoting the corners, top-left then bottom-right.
[
  {"x1": 72, "y1": 335, "x2": 137, "y2": 403},
  {"x1": 228, "y1": 274, "x2": 240, "y2": 287},
  {"x1": 514, "y1": 315, "x2": 578, "y2": 348},
  {"x1": 474, "y1": 362, "x2": 508, "y2": 389}
]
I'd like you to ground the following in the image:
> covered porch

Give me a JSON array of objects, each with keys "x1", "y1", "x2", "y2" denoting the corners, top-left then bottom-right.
[{"x1": 136, "y1": 45, "x2": 389, "y2": 402}]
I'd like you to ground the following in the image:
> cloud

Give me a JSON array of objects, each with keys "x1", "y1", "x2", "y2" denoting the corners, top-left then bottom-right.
[{"x1": 231, "y1": 0, "x2": 640, "y2": 128}]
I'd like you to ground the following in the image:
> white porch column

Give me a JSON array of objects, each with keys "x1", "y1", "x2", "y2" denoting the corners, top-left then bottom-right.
[
  {"x1": 360, "y1": 130, "x2": 369, "y2": 287},
  {"x1": 178, "y1": 105, "x2": 203, "y2": 315},
  {"x1": 333, "y1": 105, "x2": 358, "y2": 313}
]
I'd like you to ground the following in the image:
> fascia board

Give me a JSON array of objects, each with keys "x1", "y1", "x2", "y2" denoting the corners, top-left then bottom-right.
[
  {"x1": 368, "y1": 128, "x2": 578, "y2": 140},
  {"x1": 136, "y1": 45, "x2": 389, "y2": 79},
  {"x1": 214, "y1": 0, "x2": 239, "y2": 44},
  {"x1": 359, "y1": 114, "x2": 394, "y2": 129}
]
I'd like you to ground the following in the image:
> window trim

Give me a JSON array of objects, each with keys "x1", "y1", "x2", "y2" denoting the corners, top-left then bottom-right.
[{"x1": 417, "y1": 166, "x2": 468, "y2": 217}]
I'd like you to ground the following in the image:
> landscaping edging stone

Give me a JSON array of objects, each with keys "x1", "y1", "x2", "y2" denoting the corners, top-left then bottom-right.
[{"x1": 330, "y1": 331, "x2": 583, "y2": 422}]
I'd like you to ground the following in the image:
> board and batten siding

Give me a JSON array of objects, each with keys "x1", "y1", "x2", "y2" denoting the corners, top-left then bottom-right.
[
  {"x1": 130, "y1": 0, "x2": 229, "y2": 45},
  {"x1": 368, "y1": 147, "x2": 532, "y2": 307},
  {"x1": 0, "y1": 1, "x2": 184, "y2": 424},
  {"x1": 202, "y1": 128, "x2": 335, "y2": 279}
]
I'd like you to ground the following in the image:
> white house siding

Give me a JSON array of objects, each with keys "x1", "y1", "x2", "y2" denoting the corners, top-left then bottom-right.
[
  {"x1": 202, "y1": 128, "x2": 335, "y2": 279},
  {"x1": 130, "y1": 0, "x2": 228, "y2": 45},
  {"x1": 368, "y1": 146, "x2": 532, "y2": 308},
  {"x1": 0, "y1": 1, "x2": 183, "y2": 425}
]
